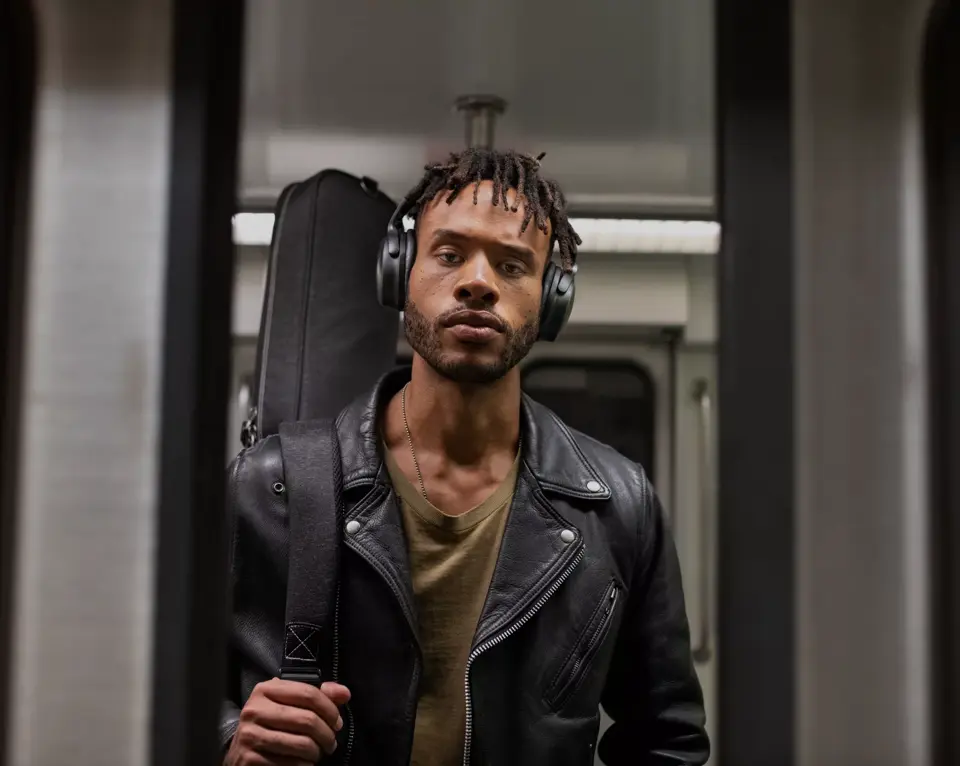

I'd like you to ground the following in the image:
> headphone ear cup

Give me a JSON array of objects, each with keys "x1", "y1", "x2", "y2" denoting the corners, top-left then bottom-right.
[
  {"x1": 398, "y1": 229, "x2": 416, "y2": 308},
  {"x1": 376, "y1": 229, "x2": 405, "y2": 310},
  {"x1": 539, "y1": 261, "x2": 559, "y2": 318},
  {"x1": 538, "y1": 262, "x2": 576, "y2": 342}
]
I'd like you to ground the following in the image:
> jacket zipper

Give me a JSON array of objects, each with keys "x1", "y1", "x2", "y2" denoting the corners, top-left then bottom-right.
[
  {"x1": 551, "y1": 582, "x2": 619, "y2": 710},
  {"x1": 332, "y1": 584, "x2": 354, "y2": 766},
  {"x1": 462, "y1": 545, "x2": 585, "y2": 766},
  {"x1": 576, "y1": 583, "x2": 619, "y2": 678}
]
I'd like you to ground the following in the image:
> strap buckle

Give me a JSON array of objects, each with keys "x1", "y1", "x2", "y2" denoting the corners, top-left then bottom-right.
[{"x1": 279, "y1": 667, "x2": 322, "y2": 686}]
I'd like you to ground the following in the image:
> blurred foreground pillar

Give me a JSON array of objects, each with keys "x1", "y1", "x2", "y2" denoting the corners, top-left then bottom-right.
[{"x1": 4, "y1": 1, "x2": 243, "y2": 765}]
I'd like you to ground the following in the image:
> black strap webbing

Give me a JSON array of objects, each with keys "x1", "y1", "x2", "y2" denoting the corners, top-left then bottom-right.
[{"x1": 277, "y1": 418, "x2": 342, "y2": 686}]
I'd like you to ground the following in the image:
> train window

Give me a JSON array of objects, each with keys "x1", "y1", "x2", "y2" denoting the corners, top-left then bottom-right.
[{"x1": 521, "y1": 360, "x2": 656, "y2": 476}]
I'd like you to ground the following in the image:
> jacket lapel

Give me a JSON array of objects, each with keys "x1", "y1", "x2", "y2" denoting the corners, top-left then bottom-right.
[
  {"x1": 471, "y1": 465, "x2": 585, "y2": 648},
  {"x1": 341, "y1": 476, "x2": 419, "y2": 640},
  {"x1": 335, "y1": 371, "x2": 419, "y2": 639},
  {"x1": 472, "y1": 395, "x2": 613, "y2": 647}
]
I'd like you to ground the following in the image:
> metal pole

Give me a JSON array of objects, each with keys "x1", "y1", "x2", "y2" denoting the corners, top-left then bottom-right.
[{"x1": 454, "y1": 94, "x2": 507, "y2": 150}]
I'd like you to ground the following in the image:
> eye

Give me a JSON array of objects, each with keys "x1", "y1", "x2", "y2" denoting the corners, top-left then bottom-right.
[
  {"x1": 501, "y1": 261, "x2": 527, "y2": 277},
  {"x1": 437, "y1": 250, "x2": 463, "y2": 265}
]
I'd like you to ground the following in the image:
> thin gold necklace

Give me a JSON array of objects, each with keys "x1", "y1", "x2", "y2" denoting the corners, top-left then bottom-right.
[
  {"x1": 400, "y1": 383, "x2": 521, "y2": 504},
  {"x1": 401, "y1": 384, "x2": 429, "y2": 500}
]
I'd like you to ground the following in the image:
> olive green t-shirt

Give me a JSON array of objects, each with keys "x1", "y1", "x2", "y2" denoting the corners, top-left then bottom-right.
[{"x1": 382, "y1": 445, "x2": 518, "y2": 766}]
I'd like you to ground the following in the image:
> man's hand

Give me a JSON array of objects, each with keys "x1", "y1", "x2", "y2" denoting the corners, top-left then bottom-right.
[{"x1": 224, "y1": 678, "x2": 351, "y2": 765}]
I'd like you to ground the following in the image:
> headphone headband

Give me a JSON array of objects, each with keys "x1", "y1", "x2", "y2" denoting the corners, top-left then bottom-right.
[{"x1": 387, "y1": 196, "x2": 416, "y2": 236}]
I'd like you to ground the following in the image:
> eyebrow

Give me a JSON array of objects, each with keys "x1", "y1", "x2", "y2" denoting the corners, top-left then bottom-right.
[{"x1": 430, "y1": 228, "x2": 538, "y2": 264}]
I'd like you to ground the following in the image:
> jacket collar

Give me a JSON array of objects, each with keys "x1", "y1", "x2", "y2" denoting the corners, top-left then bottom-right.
[{"x1": 335, "y1": 367, "x2": 612, "y2": 501}]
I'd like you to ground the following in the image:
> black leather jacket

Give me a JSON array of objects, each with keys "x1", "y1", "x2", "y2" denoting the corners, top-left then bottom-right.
[{"x1": 221, "y1": 369, "x2": 709, "y2": 766}]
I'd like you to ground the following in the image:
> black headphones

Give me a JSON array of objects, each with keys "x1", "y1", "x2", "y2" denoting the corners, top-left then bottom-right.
[{"x1": 376, "y1": 198, "x2": 576, "y2": 342}]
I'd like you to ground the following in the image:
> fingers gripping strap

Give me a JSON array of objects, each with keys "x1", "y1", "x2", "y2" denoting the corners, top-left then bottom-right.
[{"x1": 278, "y1": 419, "x2": 342, "y2": 685}]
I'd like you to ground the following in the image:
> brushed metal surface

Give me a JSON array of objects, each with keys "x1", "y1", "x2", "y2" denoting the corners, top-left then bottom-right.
[
  {"x1": 794, "y1": 1, "x2": 933, "y2": 764},
  {"x1": 6, "y1": 1, "x2": 171, "y2": 764}
]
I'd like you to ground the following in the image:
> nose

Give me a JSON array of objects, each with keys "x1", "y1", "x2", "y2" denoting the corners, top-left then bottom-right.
[{"x1": 454, "y1": 259, "x2": 500, "y2": 307}]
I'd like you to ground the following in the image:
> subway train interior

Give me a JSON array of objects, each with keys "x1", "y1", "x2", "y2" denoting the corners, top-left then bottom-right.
[{"x1": 1, "y1": 1, "x2": 959, "y2": 766}]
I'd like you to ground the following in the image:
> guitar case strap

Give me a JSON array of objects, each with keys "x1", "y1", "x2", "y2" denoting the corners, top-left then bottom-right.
[{"x1": 277, "y1": 418, "x2": 342, "y2": 685}]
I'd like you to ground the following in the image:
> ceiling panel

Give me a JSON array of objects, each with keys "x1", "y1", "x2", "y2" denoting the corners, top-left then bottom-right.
[{"x1": 239, "y1": 0, "x2": 715, "y2": 214}]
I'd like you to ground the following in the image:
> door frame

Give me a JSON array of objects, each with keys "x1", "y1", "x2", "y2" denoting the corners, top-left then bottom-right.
[
  {"x1": 0, "y1": 2, "x2": 37, "y2": 762},
  {"x1": 148, "y1": 1, "x2": 246, "y2": 764},
  {"x1": 924, "y1": 1, "x2": 960, "y2": 762},
  {"x1": 715, "y1": 0, "x2": 795, "y2": 763}
]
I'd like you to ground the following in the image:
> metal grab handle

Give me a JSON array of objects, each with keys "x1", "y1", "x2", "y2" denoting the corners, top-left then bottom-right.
[{"x1": 691, "y1": 378, "x2": 714, "y2": 664}]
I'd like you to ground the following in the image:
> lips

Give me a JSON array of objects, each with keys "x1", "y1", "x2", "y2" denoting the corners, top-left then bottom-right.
[
  {"x1": 442, "y1": 310, "x2": 505, "y2": 332},
  {"x1": 442, "y1": 309, "x2": 504, "y2": 344}
]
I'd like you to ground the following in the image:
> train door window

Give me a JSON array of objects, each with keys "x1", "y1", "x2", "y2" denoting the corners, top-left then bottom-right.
[{"x1": 521, "y1": 360, "x2": 656, "y2": 477}]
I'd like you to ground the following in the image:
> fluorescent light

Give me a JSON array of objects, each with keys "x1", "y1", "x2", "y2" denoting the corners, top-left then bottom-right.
[
  {"x1": 569, "y1": 218, "x2": 719, "y2": 254},
  {"x1": 233, "y1": 213, "x2": 276, "y2": 247},
  {"x1": 233, "y1": 213, "x2": 720, "y2": 254}
]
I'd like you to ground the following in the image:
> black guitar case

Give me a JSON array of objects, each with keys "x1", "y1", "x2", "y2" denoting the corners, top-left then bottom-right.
[
  {"x1": 224, "y1": 170, "x2": 398, "y2": 715},
  {"x1": 241, "y1": 169, "x2": 399, "y2": 446}
]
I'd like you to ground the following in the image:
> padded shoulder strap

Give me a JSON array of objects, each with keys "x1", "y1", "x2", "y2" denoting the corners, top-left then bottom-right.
[{"x1": 277, "y1": 418, "x2": 342, "y2": 686}]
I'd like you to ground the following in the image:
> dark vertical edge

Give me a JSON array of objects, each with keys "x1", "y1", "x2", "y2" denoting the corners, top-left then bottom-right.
[
  {"x1": 665, "y1": 328, "x2": 680, "y2": 529},
  {"x1": 149, "y1": 0, "x2": 245, "y2": 764},
  {"x1": 715, "y1": 0, "x2": 795, "y2": 764},
  {"x1": 924, "y1": 2, "x2": 960, "y2": 764},
  {"x1": 0, "y1": 2, "x2": 37, "y2": 764}
]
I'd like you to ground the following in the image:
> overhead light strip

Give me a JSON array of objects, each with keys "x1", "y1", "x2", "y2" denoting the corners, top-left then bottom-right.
[
  {"x1": 569, "y1": 218, "x2": 719, "y2": 254},
  {"x1": 232, "y1": 213, "x2": 720, "y2": 254}
]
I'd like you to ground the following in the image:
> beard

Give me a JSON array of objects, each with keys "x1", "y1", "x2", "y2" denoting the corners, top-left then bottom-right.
[{"x1": 403, "y1": 300, "x2": 539, "y2": 384}]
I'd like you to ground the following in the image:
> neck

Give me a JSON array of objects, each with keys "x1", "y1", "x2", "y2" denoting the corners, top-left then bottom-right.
[{"x1": 400, "y1": 356, "x2": 522, "y2": 465}]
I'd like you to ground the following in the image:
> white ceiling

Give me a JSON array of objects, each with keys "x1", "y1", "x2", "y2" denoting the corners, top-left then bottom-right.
[{"x1": 238, "y1": 0, "x2": 715, "y2": 215}]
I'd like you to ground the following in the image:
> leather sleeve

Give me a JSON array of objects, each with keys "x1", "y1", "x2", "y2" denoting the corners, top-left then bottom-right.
[
  {"x1": 220, "y1": 436, "x2": 291, "y2": 755},
  {"x1": 597, "y1": 474, "x2": 711, "y2": 766}
]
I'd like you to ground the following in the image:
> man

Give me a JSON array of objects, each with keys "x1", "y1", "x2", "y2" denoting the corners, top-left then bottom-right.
[{"x1": 221, "y1": 149, "x2": 709, "y2": 765}]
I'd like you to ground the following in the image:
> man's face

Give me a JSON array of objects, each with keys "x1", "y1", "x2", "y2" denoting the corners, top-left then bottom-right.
[{"x1": 403, "y1": 181, "x2": 552, "y2": 385}]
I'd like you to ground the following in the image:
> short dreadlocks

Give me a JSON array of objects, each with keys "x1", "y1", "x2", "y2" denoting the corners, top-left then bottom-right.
[{"x1": 402, "y1": 148, "x2": 582, "y2": 273}]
